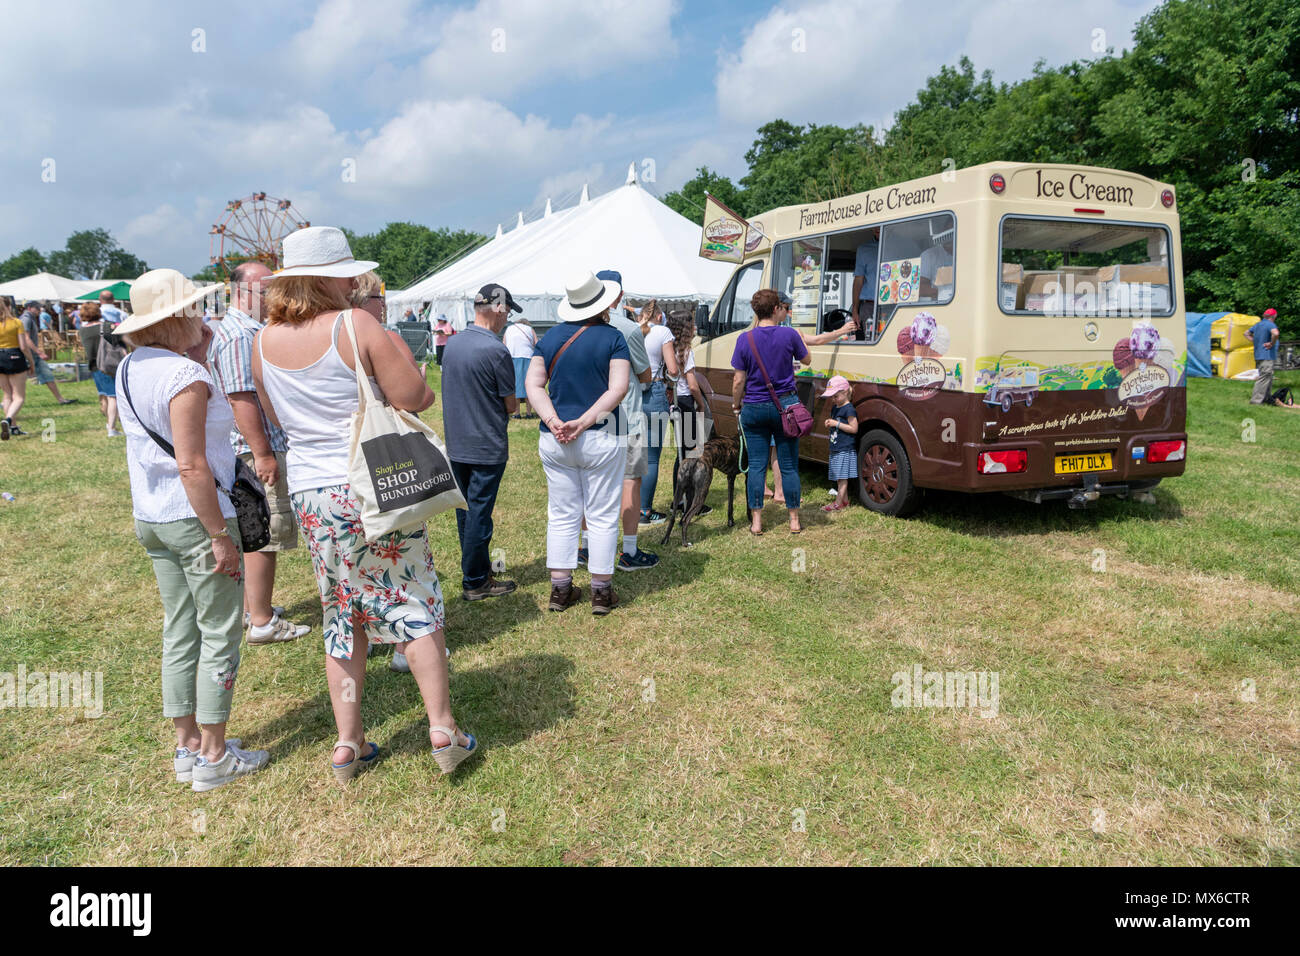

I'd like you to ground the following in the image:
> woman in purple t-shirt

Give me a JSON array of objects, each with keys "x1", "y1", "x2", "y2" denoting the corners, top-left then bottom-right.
[{"x1": 730, "y1": 289, "x2": 811, "y2": 535}]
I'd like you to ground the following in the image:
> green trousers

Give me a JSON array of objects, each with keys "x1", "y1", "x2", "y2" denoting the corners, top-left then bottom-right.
[{"x1": 134, "y1": 516, "x2": 243, "y2": 724}]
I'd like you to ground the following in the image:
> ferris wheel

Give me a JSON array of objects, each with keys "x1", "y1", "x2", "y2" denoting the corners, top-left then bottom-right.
[{"x1": 208, "y1": 192, "x2": 309, "y2": 276}]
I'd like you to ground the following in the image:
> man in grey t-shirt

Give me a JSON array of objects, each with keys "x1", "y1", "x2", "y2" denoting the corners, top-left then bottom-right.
[{"x1": 440, "y1": 283, "x2": 521, "y2": 601}]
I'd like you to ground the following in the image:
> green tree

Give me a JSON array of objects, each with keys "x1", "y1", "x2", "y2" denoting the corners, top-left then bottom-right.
[
  {"x1": 343, "y1": 222, "x2": 487, "y2": 290},
  {"x1": 661, "y1": 166, "x2": 748, "y2": 220},
  {"x1": 46, "y1": 228, "x2": 148, "y2": 279},
  {"x1": 0, "y1": 247, "x2": 48, "y2": 283}
]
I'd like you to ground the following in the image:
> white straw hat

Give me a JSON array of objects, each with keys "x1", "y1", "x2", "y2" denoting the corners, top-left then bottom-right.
[
  {"x1": 265, "y1": 226, "x2": 378, "y2": 280},
  {"x1": 114, "y1": 269, "x2": 214, "y2": 337},
  {"x1": 556, "y1": 271, "x2": 620, "y2": 322}
]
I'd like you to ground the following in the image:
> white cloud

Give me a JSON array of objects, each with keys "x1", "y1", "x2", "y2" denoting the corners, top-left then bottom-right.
[
  {"x1": 351, "y1": 97, "x2": 610, "y2": 199},
  {"x1": 716, "y1": 0, "x2": 1160, "y2": 128},
  {"x1": 416, "y1": 0, "x2": 678, "y2": 99},
  {"x1": 286, "y1": 0, "x2": 423, "y2": 79}
]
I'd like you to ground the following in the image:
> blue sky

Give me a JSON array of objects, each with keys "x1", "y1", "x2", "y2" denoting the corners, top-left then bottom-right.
[{"x1": 0, "y1": 0, "x2": 1160, "y2": 279}]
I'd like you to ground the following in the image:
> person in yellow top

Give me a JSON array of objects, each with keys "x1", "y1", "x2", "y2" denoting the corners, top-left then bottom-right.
[{"x1": 0, "y1": 301, "x2": 36, "y2": 439}]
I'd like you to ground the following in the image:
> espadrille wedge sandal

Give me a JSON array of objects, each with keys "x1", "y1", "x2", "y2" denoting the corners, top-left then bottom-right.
[
  {"x1": 331, "y1": 740, "x2": 379, "y2": 785},
  {"x1": 430, "y1": 725, "x2": 478, "y2": 774}
]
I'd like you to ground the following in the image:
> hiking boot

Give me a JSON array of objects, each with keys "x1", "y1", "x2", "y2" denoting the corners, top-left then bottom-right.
[
  {"x1": 191, "y1": 743, "x2": 270, "y2": 792},
  {"x1": 462, "y1": 577, "x2": 518, "y2": 601},
  {"x1": 591, "y1": 585, "x2": 620, "y2": 616},
  {"x1": 548, "y1": 581, "x2": 582, "y2": 612},
  {"x1": 247, "y1": 612, "x2": 310, "y2": 645},
  {"x1": 616, "y1": 548, "x2": 660, "y2": 571}
]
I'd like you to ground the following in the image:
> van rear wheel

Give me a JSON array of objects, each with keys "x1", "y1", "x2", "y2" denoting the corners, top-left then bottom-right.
[{"x1": 858, "y1": 429, "x2": 920, "y2": 516}]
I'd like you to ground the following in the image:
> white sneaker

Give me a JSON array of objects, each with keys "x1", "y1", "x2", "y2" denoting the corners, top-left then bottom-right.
[
  {"x1": 192, "y1": 743, "x2": 270, "y2": 792},
  {"x1": 390, "y1": 650, "x2": 410, "y2": 673},
  {"x1": 174, "y1": 739, "x2": 240, "y2": 782},
  {"x1": 106, "y1": 428, "x2": 123, "y2": 437},
  {"x1": 247, "y1": 612, "x2": 309, "y2": 645},
  {"x1": 244, "y1": 606, "x2": 285, "y2": 629}
]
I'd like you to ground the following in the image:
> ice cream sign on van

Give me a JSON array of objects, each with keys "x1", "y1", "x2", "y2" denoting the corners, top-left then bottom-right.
[{"x1": 1007, "y1": 167, "x2": 1154, "y2": 207}]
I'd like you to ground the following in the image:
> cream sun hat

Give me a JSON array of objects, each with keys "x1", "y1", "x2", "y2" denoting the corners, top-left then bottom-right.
[
  {"x1": 265, "y1": 226, "x2": 378, "y2": 280},
  {"x1": 556, "y1": 271, "x2": 620, "y2": 322},
  {"x1": 114, "y1": 269, "x2": 215, "y2": 337}
]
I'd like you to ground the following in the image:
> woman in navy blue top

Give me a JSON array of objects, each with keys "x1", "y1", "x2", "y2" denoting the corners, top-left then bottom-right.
[{"x1": 525, "y1": 272, "x2": 631, "y2": 615}]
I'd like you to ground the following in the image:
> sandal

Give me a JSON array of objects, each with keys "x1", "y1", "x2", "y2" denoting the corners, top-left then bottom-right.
[
  {"x1": 331, "y1": 739, "x2": 380, "y2": 785},
  {"x1": 430, "y1": 725, "x2": 478, "y2": 775},
  {"x1": 749, "y1": 526, "x2": 764, "y2": 536}
]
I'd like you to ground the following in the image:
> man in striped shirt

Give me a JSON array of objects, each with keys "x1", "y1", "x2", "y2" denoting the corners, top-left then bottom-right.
[{"x1": 207, "y1": 261, "x2": 309, "y2": 645}]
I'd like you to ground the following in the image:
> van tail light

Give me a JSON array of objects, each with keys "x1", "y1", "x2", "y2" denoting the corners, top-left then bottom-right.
[
  {"x1": 989, "y1": 174, "x2": 1006, "y2": 194},
  {"x1": 978, "y1": 449, "x2": 1027, "y2": 474},
  {"x1": 1148, "y1": 440, "x2": 1185, "y2": 463},
  {"x1": 1161, "y1": 189, "x2": 1175, "y2": 208}
]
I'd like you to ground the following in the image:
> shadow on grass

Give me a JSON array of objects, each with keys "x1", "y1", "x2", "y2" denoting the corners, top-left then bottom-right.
[
  {"x1": 914, "y1": 483, "x2": 1185, "y2": 537},
  {"x1": 241, "y1": 652, "x2": 576, "y2": 773}
]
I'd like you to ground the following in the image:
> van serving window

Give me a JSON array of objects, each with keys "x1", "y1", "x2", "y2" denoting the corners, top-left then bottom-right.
[{"x1": 999, "y1": 216, "x2": 1173, "y2": 317}]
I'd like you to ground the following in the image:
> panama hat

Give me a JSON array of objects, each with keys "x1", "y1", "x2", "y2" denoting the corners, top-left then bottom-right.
[
  {"x1": 265, "y1": 226, "x2": 378, "y2": 280},
  {"x1": 114, "y1": 269, "x2": 214, "y2": 337},
  {"x1": 556, "y1": 271, "x2": 620, "y2": 322}
]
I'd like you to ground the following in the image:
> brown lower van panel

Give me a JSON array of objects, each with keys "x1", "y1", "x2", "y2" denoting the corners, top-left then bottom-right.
[{"x1": 702, "y1": 369, "x2": 1187, "y2": 494}]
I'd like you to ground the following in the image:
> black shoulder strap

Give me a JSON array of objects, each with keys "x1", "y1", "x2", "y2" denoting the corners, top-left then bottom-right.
[
  {"x1": 121, "y1": 354, "x2": 176, "y2": 458},
  {"x1": 121, "y1": 354, "x2": 229, "y2": 496}
]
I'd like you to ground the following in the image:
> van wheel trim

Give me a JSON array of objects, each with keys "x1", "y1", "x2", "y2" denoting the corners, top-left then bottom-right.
[{"x1": 862, "y1": 444, "x2": 900, "y2": 503}]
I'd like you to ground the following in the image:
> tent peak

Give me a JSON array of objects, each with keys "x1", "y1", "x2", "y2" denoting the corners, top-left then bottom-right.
[
  {"x1": 544, "y1": 198, "x2": 553, "y2": 217},
  {"x1": 580, "y1": 184, "x2": 589, "y2": 204},
  {"x1": 515, "y1": 211, "x2": 525, "y2": 229},
  {"x1": 495, "y1": 223, "x2": 503, "y2": 238},
  {"x1": 625, "y1": 162, "x2": 637, "y2": 186}
]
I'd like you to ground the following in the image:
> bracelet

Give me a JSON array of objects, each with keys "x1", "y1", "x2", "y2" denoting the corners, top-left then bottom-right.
[{"x1": 209, "y1": 527, "x2": 231, "y2": 540}]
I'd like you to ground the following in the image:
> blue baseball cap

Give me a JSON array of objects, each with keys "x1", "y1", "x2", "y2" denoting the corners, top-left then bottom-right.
[{"x1": 596, "y1": 270, "x2": 622, "y2": 286}]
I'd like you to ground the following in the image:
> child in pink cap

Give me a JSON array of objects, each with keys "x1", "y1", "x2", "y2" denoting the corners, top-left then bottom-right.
[{"x1": 822, "y1": 375, "x2": 858, "y2": 512}]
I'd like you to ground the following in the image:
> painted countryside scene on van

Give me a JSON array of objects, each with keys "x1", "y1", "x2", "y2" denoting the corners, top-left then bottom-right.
[{"x1": 1, "y1": 0, "x2": 1296, "y2": 874}]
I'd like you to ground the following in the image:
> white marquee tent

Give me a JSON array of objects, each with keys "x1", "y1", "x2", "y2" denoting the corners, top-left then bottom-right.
[
  {"x1": 0, "y1": 272, "x2": 130, "y2": 303},
  {"x1": 388, "y1": 165, "x2": 735, "y2": 328}
]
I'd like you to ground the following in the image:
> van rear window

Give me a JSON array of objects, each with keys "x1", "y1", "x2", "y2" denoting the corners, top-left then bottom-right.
[{"x1": 999, "y1": 217, "x2": 1173, "y2": 317}]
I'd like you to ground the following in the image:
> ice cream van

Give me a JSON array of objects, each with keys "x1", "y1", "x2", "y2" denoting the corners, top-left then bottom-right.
[{"x1": 693, "y1": 162, "x2": 1188, "y2": 515}]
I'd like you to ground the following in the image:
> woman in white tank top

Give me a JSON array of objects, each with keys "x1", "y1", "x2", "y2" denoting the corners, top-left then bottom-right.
[{"x1": 253, "y1": 226, "x2": 477, "y2": 781}]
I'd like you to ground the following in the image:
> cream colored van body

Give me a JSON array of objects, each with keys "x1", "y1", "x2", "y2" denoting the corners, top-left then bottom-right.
[{"x1": 695, "y1": 162, "x2": 1187, "y2": 514}]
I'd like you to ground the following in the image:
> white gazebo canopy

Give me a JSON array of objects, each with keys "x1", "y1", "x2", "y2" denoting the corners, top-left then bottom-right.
[
  {"x1": 389, "y1": 165, "x2": 734, "y2": 328},
  {"x1": 0, "y1": 272, "x2": 128, "y2": 302}
]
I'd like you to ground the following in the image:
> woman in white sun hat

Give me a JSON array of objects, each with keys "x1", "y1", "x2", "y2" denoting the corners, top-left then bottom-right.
[
  {"x1": 114, "y1": 268, "x2": 270, "y2": 793},
  {"x1": 252, "y1": 226, "x2": 477, "y2": 781},
  {"x1": 525, "y1": 271, "x2": 632, "y2": 617}
]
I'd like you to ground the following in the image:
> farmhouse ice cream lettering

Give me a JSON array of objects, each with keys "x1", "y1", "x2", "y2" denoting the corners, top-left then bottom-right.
[
  {"x1": 798, "y1": 185, "x2": 937, "y2": 229},
  {"x1": 1035, "y1": 169, "x2": 1134, "y2": 205}
]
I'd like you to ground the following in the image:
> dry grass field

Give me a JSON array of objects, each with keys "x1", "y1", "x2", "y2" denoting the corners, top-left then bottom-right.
[{"x1": 1, "y1": 367, "x2": 1296, "y2": 865}]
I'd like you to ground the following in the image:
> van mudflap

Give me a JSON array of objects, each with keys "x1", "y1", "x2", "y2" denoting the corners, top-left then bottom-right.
[{"x1": 1003, "y1": 476, "x2": 1161, "y2": 509}]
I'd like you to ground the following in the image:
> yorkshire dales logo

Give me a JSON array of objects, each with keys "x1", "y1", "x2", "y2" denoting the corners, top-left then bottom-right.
[
  {"x1": 703, "y1": 217, "x2": 743, "y2": 250},
  {"x1": 1112, "y1": 322, "x2": 1175, "y2": 419},
  {"x1": 1117, "y1": 364, "x2": 1170, "y2": 407},
  {"x1": 896, "y1": 357, "x2": 946, "y2": 400},
  {"x1": 895, "y1": 311, "x2": 950, "y2": 400}
]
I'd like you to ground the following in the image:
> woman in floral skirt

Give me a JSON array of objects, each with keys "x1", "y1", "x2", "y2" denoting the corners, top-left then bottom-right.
[{"x1": 253, "y1": 226, "x2": 477, "y2": 782}]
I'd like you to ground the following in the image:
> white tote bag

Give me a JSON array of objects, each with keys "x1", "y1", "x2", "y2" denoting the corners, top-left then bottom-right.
[{"x1": 341, "y1": 310, "x2": 465, "y2": 538}]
